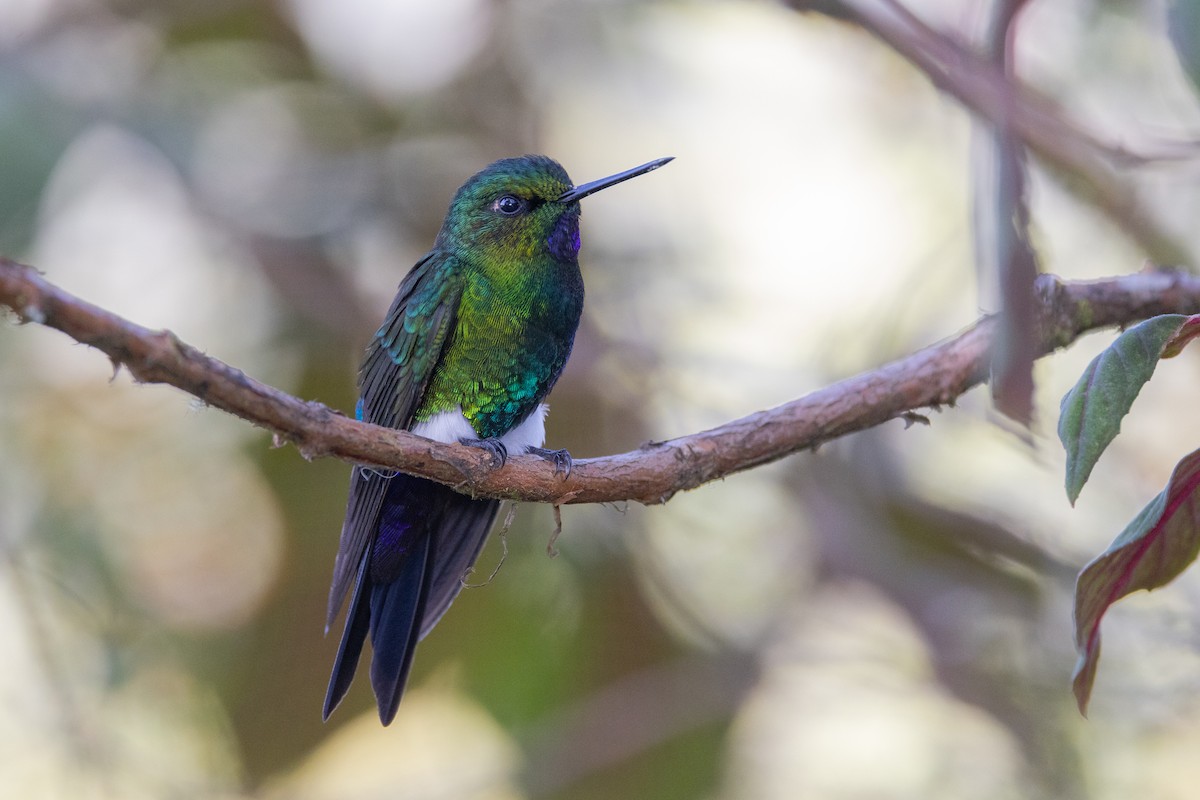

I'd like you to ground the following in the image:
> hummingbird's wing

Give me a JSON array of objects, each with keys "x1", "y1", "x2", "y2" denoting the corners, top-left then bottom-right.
[
  {"x1": 421, "y1": 492, "x2": 501, "y2": 635},
  {"x1": 325, "y1": 251, "x2": 463, "y2": 629}
]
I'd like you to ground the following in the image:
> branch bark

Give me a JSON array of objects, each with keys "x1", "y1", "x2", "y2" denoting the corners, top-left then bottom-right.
[{"x1": 3, "y1": 257, "x2": 1200, "y2": 506}]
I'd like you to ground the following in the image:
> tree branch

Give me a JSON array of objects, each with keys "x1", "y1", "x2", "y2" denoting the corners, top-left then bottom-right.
[
  {"x1": 815, "y1": 0, "x2": 1196, "y2": 265},
  {"x1": 3, "y1": 257, "x2": 1199, "y2": 506}
]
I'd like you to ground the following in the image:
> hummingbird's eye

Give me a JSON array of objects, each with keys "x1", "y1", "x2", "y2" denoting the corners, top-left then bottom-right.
[{"x1": 493, "y1": 194, "x2": 526, "y2": 215}]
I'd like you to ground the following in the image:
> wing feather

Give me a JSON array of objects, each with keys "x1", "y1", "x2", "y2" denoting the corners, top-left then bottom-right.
[
  {"x1": 326, "y1": 252, "x2": 464, "y2": 628},
  {"x1": 420, "y1": 497, "x2": 501, "y2": 637}
]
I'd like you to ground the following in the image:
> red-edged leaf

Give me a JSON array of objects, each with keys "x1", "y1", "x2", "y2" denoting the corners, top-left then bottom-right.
[
  {"x1": 1162, "y1": 314, "x2": 1200, "y2": 358},
  {"x1": 1073, "y1": 447, "x2": 1200, "y2": 714},
  {"x1": 1058, "y1": 315, "x2": 1190, "y2": 505}
]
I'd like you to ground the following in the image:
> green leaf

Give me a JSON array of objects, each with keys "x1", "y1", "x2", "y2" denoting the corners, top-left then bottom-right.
[
  {"x1": 1073, "y1": 447, "x2": 1200, "y2": 714},
  {"x1": 1058, "y1": 314, "x2": 1190, "y2": 505}
]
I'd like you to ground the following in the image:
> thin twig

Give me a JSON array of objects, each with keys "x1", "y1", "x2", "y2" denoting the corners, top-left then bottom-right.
[{"x1": 548, "y1": 505, "x2": 563, "y2": 558}]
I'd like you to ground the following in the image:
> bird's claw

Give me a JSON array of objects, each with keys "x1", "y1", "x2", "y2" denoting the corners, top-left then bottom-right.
[
  {"x1": 463, "y1": 437, "x2": 508, "y2": 468},
  {"x1": 528, "y1": 446, "x2": 573, "y2": 478}
]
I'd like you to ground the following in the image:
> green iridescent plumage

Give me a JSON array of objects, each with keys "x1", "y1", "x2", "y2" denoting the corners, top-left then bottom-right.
[
  {"x1": 415, "y1": 157, "x2": 584, "y2": 436},
  {"x1": 324, "y1": 154, "x2": 671, "y2": 725},
  {"x1": 362, "y1": 157, "x2": 585, "y2": 438}
]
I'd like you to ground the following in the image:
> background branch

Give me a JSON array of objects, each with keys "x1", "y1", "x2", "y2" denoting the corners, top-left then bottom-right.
[
  {"x1": 4, "y1": 257, "x2": 1199, "y2": 506},
  {"x1": 815, "y1": 0, "x2": 1197, "y2": 265}
]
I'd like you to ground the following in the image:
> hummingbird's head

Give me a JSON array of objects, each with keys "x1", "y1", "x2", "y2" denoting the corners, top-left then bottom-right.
[
  {"x1": 435, "y1": 154, "x2": 673, "y2": 267},
  {"x1": 437, "y1": 155, "x2": 578, "y2": 264}
]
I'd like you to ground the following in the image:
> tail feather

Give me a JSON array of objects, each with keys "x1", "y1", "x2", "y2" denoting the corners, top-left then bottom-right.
[
  {"x1": 368, "y1": 529, "x2": 434, "y2": 725},
  {"x1": 324, "y1": 475, "x2": 497, "y2": 724},
  {"x1": 322, "y1": 552, "x2": 372, "y2": 721},
  {"x1": 323, "y1": 511, "x2": 435, "y2": 725}
]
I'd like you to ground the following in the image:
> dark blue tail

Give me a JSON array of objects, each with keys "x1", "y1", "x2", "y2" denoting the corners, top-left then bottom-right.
[
  {"x1": 366, "y1": 527, "x2": 432, "y2": 724},
  {"x1": 324, "y1": 474, "x2": 438, "y2": 725},
  {"x1": 323, "y1": 526, "x2": 433, "y2": 725},
  {"x1": 324, "y1": 472, "x2": 501, "y2": 724}
]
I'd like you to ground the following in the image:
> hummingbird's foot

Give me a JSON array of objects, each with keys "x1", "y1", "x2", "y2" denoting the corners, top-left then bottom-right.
[
  {"x1": 527, "y1": 446, "x2": 573, "y2": 478},
  {"x1": 463, "y1": 437, "x2": 508, "y2": 468}
]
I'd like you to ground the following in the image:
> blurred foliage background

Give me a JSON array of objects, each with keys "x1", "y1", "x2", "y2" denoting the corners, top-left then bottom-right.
[{"x1": 4, "y1": 0, "x2": 1200, "y2": 798}]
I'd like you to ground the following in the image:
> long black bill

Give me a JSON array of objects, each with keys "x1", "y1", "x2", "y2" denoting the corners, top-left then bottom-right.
[{"x1": 558, "y1": 156, "x2": 673, "y2": 204}]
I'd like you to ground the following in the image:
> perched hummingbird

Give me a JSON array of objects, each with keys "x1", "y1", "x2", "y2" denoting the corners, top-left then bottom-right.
[{"x1": 323, "y1": 154, "x2": 672, "y2": 724}]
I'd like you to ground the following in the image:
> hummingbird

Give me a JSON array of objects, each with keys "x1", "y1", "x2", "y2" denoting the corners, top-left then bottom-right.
[{"x1": 323, "y1": 154, "x2": 672, "y2": 724}]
